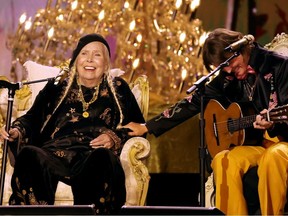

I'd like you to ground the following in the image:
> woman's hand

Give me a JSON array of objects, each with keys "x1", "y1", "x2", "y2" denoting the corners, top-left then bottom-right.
[
  {"x1": 90, "y1": 133, "x2": 114, "y2": 149},
  {"x1": 253, "y1": 109, "x2": 274, "y2": 130},
  {"x1": 0, "y1": 127, "x2": 20, "y2": 142},
  {"x1": 123, "y1": 122, "x2": 148, "y2": 136}
]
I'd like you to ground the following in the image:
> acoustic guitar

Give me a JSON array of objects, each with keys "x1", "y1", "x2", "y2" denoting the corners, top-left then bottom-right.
[{"x1": 204, "y1": 99, "x2": 288, "y2": 158}]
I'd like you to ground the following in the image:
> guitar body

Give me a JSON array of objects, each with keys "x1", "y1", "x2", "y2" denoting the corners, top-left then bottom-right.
[
  {"x1": 205, "y1": 99, "x2": 288, "y2": 157},
  {"x1": 204, "y1": 99, "x2": 245, "y2": 158}
]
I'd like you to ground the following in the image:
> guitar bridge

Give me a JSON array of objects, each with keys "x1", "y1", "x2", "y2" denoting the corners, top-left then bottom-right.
[{"x1": 213, "y1": 114, "x2": 220, "y2": 146}]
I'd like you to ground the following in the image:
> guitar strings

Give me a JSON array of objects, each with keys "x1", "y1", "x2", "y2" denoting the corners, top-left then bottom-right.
[
  {"x1": 210, "y1": 114, "x2": 257, "y2": 133},
  {"x1": 210, "y1": 105, "x2": 288, "y2": 134}
]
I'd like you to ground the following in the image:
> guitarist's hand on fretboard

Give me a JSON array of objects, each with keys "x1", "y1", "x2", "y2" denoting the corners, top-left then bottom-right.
[{"x1": 253, "y1": 109, "x2": 274, "y2": 130}]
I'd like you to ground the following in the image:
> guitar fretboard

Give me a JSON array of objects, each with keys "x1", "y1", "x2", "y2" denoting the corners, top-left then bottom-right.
[{"x1": 228, "y1": 114, "x2": 257, "y2": 132}]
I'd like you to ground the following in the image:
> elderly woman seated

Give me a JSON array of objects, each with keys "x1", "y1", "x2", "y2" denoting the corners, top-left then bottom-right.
[{"x1": 0, "y1": 33, "x2": 145, "y2": 215}]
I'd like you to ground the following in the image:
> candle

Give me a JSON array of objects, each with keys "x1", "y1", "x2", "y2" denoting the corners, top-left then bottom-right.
[
  {"x1": 178, "y1": 68, "x2": 187, "y2": 93},
  {"x1": 171, "y1": 0, "x2": 182, "y2": 21},
  {"x1": 176, "y1": 32, "x2": 186, "y2": 55},
  {"x1": 67, "y1": 0, "x2": 78, "y2": 22},
  {"x1": 126, "y1": 20, "x2": 136, "y2": 42},
  {"x1": 43, "y1": 27, "x2": 54, "y2": 52},
  {"x1": 19, "y1": 17, "x2": 32, "y2": 41},
  {"x1": 129, "y1": 58, "x2": 140, "y2": 82},
  {"x1": 16, "y1": 13, "x2": 27, "y2": 35},
  {"x1": 189, "y1": 0, "x2": 200, "y2": 21},
  {"x1": 94, "y1": 10, "x2": 105, "y2": 32},
  {"x1": 123, "y1": 1, "x2": 130, "y2": 11},
  {"x1": 197, "y1": 32, "x2": 208, "y2": 58}
]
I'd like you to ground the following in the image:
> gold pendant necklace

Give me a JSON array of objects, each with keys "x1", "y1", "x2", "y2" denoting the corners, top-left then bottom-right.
[
  {"x1": 82, "y1": 111, "x2": 89, "y2": 118},
  {"x1": 77, "y1": 79, "x2": 100, "y2": 118}
]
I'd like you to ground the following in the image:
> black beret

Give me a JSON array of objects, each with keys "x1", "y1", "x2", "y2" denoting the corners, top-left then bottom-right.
[{"x1": 69, "y1": 33, "x2": 111, "y2": 68}]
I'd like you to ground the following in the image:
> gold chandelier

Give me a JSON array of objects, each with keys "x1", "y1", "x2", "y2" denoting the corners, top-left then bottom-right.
[{"x1": 7, "y1": 0, "x2": 208, "y2": 104}]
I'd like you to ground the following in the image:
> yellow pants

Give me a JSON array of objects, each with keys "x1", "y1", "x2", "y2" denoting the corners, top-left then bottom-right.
[{"x1": 211, "y1": 142, "x2": 288, "y2": 215}]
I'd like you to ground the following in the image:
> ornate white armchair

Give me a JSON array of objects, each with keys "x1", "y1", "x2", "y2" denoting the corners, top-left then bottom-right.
[
  {"x1": 0, "y1": 61, "x2": 151, "y2": 206},
  {"x1": 264, "y1": 32, "x2": 288, "y2": 55}
]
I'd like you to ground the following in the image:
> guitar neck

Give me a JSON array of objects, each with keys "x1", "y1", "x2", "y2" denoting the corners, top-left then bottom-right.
[{"x1": 229, "y1": 114, "x2": 257, "y2": 132}]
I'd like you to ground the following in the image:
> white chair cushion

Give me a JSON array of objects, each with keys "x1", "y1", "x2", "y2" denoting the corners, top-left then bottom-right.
[{"x1": 23, "y1": 61, "x2": 60, "y2": 103}]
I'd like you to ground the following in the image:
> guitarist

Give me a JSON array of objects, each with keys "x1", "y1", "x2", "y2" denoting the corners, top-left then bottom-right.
[{"x1": 124, "y1": 28, "x2": 288, "y2": 215}]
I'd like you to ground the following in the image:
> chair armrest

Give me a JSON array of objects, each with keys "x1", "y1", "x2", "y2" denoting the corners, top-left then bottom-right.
[
  {"x1": 205, "y1": 172, "x2": 215, "y2": 207},
  {"x1": 120, "y1": 137, "x2": 151, "y2": 206}
]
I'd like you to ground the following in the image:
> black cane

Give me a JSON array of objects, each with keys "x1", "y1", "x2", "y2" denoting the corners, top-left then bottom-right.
[{"x1": 0, "y1": 81, "x2": 20, "y2": 205}]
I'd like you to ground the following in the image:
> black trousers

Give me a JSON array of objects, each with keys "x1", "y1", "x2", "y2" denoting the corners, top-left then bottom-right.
[{"x1": 9, "y1": 145, "x2": 126, "y2": 215}]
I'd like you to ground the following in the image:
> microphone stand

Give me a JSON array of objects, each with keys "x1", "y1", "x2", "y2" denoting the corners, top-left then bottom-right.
[
  {"x1": 0, "y1": 77, "x2": 54, "y2": 205},
  {"x1": 186, "y1": 51, "x2": 240, "y2": 207}
]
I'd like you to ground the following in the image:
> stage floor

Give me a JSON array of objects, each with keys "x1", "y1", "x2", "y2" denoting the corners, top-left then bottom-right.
[{"x1": 146, "y1": 173, "x2": 201, "y2": 206}]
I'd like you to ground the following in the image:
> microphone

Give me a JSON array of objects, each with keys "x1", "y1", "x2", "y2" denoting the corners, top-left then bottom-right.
[
  {"x1": 54, "y1": 67, "x2": 69, "y2": 85},
  {"x1": 224, "y1": 35, "x2": 255, "y2": 52}
]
